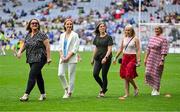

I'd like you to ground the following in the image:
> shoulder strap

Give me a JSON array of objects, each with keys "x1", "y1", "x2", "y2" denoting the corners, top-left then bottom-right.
[{"x1": 124, "y1": 37, "x2": 134, "y2": 51}]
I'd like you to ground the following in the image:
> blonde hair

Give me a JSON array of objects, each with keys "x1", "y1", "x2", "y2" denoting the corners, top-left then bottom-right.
[
  {"x1": 155, "y1": 26, "x2": 163, "y2": 34},
  {"x1": 124, "y1": 24, "x2": 135, "y2": 37}
]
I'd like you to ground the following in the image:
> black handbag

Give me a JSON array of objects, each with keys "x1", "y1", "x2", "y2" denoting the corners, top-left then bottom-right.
[
  {"x1": 118, "y1": 58, "x2": 122, "y2": 64},
  {"x1": 118, "y1": 37, "x2": 134, "y2": 64}
]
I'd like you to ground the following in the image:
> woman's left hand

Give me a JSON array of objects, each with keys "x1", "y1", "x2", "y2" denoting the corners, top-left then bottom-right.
[
  {"x1": 47, "y1": 58, "x2": 52, "y2": 64},
  {"x1": 63, "y1": 57, "x2": 69, "y2": 63},
  {"x1": 159, "y1": 61, "x2": 164, "y2": 66}
]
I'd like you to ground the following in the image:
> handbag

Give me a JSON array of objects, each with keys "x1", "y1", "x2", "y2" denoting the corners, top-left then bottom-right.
[
  {"x1": 118, "y1": 37, "x2": 134, "y2": 64},
  {"x1": 118, "y1": 58, "x2": 122, "y2": 64}
]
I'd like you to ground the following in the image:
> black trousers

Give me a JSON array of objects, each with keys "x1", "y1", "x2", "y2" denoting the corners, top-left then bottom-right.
[
  {"x1": 93, "y1": 58, "x2": 111, "y2": 93},
  {"x1": 25, "y1": 59, "x2": 46, "y2": 94}
]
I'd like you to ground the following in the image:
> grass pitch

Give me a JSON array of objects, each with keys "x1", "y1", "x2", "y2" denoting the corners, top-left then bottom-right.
[{"x1": 0, "y1": 51, "x2": 180, "y2": 111}]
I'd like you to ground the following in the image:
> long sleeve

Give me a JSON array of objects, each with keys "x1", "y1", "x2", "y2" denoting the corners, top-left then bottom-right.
[{"x1": 161, "y1": 38, "x2": 168, "y2": 55}]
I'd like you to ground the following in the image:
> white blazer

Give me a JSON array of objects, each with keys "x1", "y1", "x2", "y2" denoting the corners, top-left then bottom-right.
[{"x1": 59, "y1": 31, "x2": 80, "y2": 63}]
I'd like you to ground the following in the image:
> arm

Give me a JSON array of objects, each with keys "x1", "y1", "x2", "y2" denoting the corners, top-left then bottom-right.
[
  {"x1": 113, "y1": 39, "x2": 123, "y2": 63},
  {"x1": 91, "y1": 47, "x2": 97, "y2": 65},
  {"x1": 144, "y1": 38, "x2": 151, "y2": 66},
  {"x1": 17, "y1": 41, "x2": 25, "y2": 59},
  {"x1": 64, "y1": 34, "x2": 80, "y2": 62},
  {"x1": 65, "y1": 52, "x2": 74, "y2": 61},
  {"x1": 135, "y1": 37, "x2": 141, "y2": 63},
  {"x1": 59, "y1": 34, "x2": 64, "y2": 59},
  {"x1": 59, "y1": 50, "x2": 63, "y2": 58},
  {"x1": 102, "y1": 45, "x2": 112, "y2": 64},
  {"x1": 104, "y1": 46, "x2": 112, "y2": 59},
  {"x1": 59, "y1": 49, "x2": 65, "y2": 63},
  {"x1": 43, "y1": 39, "x2": 51, "y2": 64},
  {"x1": 144, "y1": 50, "x2": 149, "y2": 66},
  {"x1": 159, "y1": 38, "x2": 168, "y2": 66},
  {"x1": 159, "y1": 54, "x2": 167, "y2": 66}
]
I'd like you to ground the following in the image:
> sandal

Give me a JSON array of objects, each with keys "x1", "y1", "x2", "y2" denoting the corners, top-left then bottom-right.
[{"x1": 134, "y1": 89, "x2": 139, "y2": 96}]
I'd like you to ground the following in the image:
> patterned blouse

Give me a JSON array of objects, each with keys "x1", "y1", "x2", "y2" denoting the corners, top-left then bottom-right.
[{"x1": 24, "y1": 31, "x2": 48, "y2": 63}]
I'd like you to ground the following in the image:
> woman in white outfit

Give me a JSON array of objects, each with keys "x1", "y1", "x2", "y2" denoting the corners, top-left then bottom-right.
[{"x1": 58, "y1": 19, "x2": 80, "y2": 98}]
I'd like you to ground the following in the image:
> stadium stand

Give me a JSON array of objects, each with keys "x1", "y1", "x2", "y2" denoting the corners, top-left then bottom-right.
[{"x1": 0, "y1": 0, "x2": 180, "y2": 53}]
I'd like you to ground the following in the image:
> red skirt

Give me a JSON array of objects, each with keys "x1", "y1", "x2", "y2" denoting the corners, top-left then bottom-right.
[{"x1": 120, "y1": 54, "x2": 138, "y2": 79}]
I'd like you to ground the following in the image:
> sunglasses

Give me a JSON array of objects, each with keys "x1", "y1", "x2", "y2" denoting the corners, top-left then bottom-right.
[{"x1": 31, "y1": 22, "x2": 39, "y2": 25}]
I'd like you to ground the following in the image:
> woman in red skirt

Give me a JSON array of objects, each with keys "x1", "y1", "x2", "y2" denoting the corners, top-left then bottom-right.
[{"x1": 113, "y1": 25, "x2": 141, "y2": 99}]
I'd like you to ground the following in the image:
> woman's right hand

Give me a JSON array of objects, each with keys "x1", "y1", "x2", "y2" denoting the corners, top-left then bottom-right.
[
  {"x1": 144, "y1": 59, "x2": 147, "y2": 66},
  {"x1": 91, "y1": 58, "x2": 94, "y2": 65},
  {"x1": 17, "y1": 51, "x2": 22, "y2": 59},
  {"x1": 60, "y1": 55, "x2": 65, "y2": 63}
]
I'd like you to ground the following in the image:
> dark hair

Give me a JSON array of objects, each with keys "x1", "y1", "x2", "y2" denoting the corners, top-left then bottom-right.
[
  {"x1": 63, "y1": 19, "x2": 73, "y2": 31},
  {"x1": 94, "y1": 22, "x2": 107, "y2": 36},
  {"x1": 0, "y1": 30, "x2": 4, "y2": 34},
  {"x1": 26, "y1": 19, "x2": 40, "y2": 33}
]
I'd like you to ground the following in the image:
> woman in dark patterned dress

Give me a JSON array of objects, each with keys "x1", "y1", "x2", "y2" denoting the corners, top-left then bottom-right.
[
  {"x1": 144, "y1": 26, "x2": 168, "y2": 96},
  {"x1": 17, "y1": 19, "x2": 51, "y2": 101}
]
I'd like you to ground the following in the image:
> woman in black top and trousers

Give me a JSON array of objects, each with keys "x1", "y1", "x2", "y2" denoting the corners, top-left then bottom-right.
[
  {"x1": 91, "y1": 22, "x2": 113, "y2": 97},
  {"x1": 17, "y1": 19, "x2": 51, "y2": 101}
]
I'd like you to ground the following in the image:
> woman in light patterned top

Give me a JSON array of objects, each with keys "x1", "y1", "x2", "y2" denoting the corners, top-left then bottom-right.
[
  {"x1": 144, "y1": 26, "x2": 168, "y2": 96},
  {"x1": 17, "y1": 19, "x2": 51, "y2": 101}
]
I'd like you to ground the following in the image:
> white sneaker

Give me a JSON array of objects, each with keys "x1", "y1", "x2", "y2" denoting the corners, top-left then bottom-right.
[
  {"x1": 62, "y1": 90, "x2": 69, "y2": 99},
  {"x1": 39, "y1": 94, "x2": 46, "y2": 101},
  {"x1": 151, "y1": 89, "x2": 155, "y2": 96},
  {"x1": 20, "y1": 94, "x2": 29, "y2": 101},
  {"x1": 151, "y1": 90, "x2": 160, "y2": 96},
  {"x1": 63, "y1": 94, "x2": 69, "y2": 98},
  {"x1": 154, "y1": 90, "x2": 160, "y2": 95}
]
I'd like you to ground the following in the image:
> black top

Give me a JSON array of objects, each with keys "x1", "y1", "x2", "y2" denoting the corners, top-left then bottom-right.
[
  {"x1": 93, "y1": 35, "x2": 113, "y2": 60},
  {"x1": 24, "y1": 31, "x2": 48, "y2": 63}
]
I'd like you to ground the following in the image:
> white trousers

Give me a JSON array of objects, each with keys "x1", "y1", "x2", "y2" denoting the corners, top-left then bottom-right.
[{"x1": 58, "y1": 63, "x2": 76, "y2": 93}]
